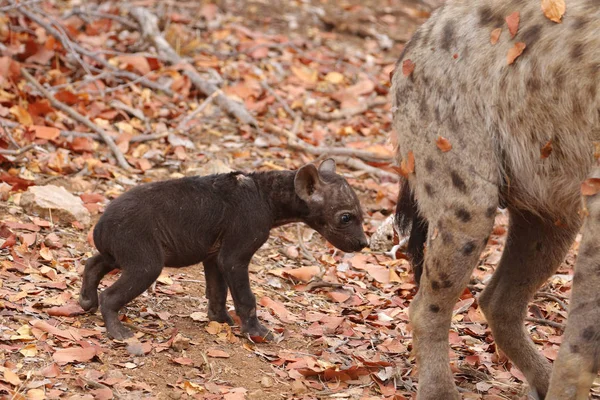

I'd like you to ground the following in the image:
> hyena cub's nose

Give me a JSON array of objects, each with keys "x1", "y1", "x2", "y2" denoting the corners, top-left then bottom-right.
[{"x1": 359, "y1": 237, "x2": 369, "y2": 249}]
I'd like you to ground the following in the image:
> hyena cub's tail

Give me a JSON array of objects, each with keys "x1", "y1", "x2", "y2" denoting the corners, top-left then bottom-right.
[{"x1": 395, "y1": 179, "x2": 428, "y2": 284}]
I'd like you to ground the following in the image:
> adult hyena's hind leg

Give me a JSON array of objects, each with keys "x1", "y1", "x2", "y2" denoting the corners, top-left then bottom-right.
[
  {"x1": 547, "y1": 189, "x2": 600, "y2": 399},
  {"x1": 79, "y1": 253, "x2": 117, "y2": 313},
  {"x1": 401, "y1": 151, "x2": 499, "y2": 399},
  {"x1": 478, "y1": 207, "x2": 581, "y2": 399}
]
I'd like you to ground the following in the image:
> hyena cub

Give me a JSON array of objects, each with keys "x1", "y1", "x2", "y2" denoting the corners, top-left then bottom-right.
[
  {"x1": 391, "y1": 0, "x2": 599, "y2": 399},
  {"x1": 79, "y1": 159, "x2": 368, "y2": 341}
]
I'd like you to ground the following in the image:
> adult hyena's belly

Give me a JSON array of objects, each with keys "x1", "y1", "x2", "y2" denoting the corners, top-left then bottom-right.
[{"x1": 391, "y1": 0, "x2": 600, "y2": 217}]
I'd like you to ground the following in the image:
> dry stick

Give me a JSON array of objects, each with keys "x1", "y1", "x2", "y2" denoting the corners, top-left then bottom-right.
[
  {"x1": 305, "y1": 98, "x2": 388, "y2": 121},
  {"x1": 535, "y1": 291, "x2": 569, "y2": 311},
  {"x1": 19, "y1": 7, "x2": 173, "y2": 97},
  {"x1": 176, "y1": 89, "x2": 221, "y2": 131},
  {"x1": 0, "y1": 118, "x2": 20, "y2": 148},
  {"x1": 525, "y1": 316, "x2": 565, "y2": 330},
  {"x1": 128, "y1": 7, "x2": 257, "y2": 126},
  {"x1": 21, "y1": 69, "x2": 132, "y2": 170},
  {"x1": 296, "y1": 224, "x2": 317, "y2": 264},
  {"x1": 110, "y1": 99, "x2": 147, "y2": 121},
  {"x1": 264, "y1": 122, "x2": 393, "y2": 163},
  {"x1": 0, "y1": 144, "x2": 38, "y2": 156},
  {"x1": 261, "y1": 80, "x2": 296, "y2": 118},
  {"x1": 332, "y1": 155, "x2": 399, "y2": 180}
]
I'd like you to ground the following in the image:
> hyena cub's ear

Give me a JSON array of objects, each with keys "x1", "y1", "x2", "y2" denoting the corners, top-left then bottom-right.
[
  {"x1": 318, "y1": 158, "x2": 337, "y2": 178},
  {"x1": 295, "y1": 163, "x2": 325, "y2": 203}
]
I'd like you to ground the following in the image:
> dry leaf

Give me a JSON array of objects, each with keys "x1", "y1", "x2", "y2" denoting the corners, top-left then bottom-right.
[
  {"x1": 3, "y1": 368, "x2": 21, "y2": 385},
  {"x1": 9, "y1": 105, "x2": 32, "y2": 126},
  {"x1": 402, "y1": 59, "x2": 415, "y2": 77},
  {"x1": 259, "y1": 296, "x2": 296, "y2": 323},
  {"x1": 507, "y1": 42, "x2": 526, "y2": 65},
  {"x1": 207, "y1": 348, "x2": 230, "y2": 358},
  {"x1": 399, "y1": 150, "x2": 415, "y2": 177},
  {"x1": 32, "y1": 126, "x2": 60, "y2": 141},
  {"x1": 436, "y1": 136, "x2": 452, "y2": 152},
  {"x1": 581, "y1": 178, "x2": 600, "y2": 196},
  {"x1": 490, "y1": 28, "x2": 502, "y2": 45},
  {"x1": 291, "y1": 65, "x2": 318, "y2": 84},
  {"x1": 505, "y1": 12, "x2": 520, "y2": 38},
  {"x1": 541, "y1": 140, "x2": 553, "y2": 158},
  {"x1": 172, "y1": 357, "x2": 194, "y2": 365},
  {"x1": 541, "y1": 0, "x2": 566, "y2": 23},
  {"x1": 52, "y1": 347, "x2": 96, "y2": 365},
  {"x1": 205, "y1": 321, "x2": 225, "y2": 335},
  {"x1": 324, "y1": 72, "x2": 344, "y2": 84},
  {"x1": 284, "y1": 266, "x2": 320, "y2": 282}
]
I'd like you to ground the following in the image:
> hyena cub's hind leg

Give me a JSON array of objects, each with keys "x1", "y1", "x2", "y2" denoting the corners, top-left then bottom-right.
[
  {"x1": 79, "y1": 254, "x2": 117, "y2": 313},
  {"x1": 547, "y1": 189, "x2": 600, "y2": 399}
]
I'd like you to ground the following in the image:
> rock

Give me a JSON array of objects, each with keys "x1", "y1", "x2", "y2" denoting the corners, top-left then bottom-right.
[{"x1": 20, "y1": 185, "x2": 91, "y2": 226}]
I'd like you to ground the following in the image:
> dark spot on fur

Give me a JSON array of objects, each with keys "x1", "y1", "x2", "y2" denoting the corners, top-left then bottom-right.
[
  {"x1": 478, "y1": 6, "x2": 504, "y2": 27},
  {"x1": 519, "y1": 24, "x2": 542, "y2": 47},
  {"x1": 429, "y1": 304, "x2": 440, "y2": 313},
  {"x1": 582, "y1": 244, "x2": 599, "y2": 258},
  {"x1": 535, "y1": 242, "x2": 543, "y2": 252},
  {"x1": 571, "y1": 42, "x2": 585, "y2": 61},
  {"x1": 570, "y1": 344, "x2": 579, "y2": 354},
  {"x1": 462, "y1": 241, "x2": 476, "y2": 256},
  {"x1": 455, "y1": 208, "x2": 471, "y2": 222},
  {"x1": 441, "y1": 22, "x2": 455, "y2": 51},
  {"x1": 581, "y1": 326, "x2": 596, "y2": 341},
  {"x1": 439, "y1": 272, "x2": 449, "y2": 280},
  {"x1": 434, "y1": 106, "x2": 441, "y2": 123},
  {"x1": 450, "y1": 171, "x2": 467, "y2": 193},
  {"x1": 438, "y1": 273, "x2": 452, "y2": 288},
  {"x1": 424, "y1": 183, "x2": 435, "y2": 197},
  {"x1": 485, "y1": 206, "x2": 497, "y2": 218},
  {"x1": 425, "y1": 158, "x2": 435, "y2": 172},
  {"x1": 553, "y1": 66, "x2": 567, "y2": 90},
  {"x1": 572, "y1": 17, "x2": 589, "y2": 30},
  {"x1": 526, "y1": 76, "x2": 541, "y2": 92},
  {"x1": 573, "y1": 271, "x2": 584, "y2": 285},
  {"x1": 431, "y1": 280, "x2": 441, "y2": 290},
  {"x1": 441, "y1": 231, "x2": 453, "y2": 244},
  {"x1": 419, "y1": 96, "x2": 429, "y2": 117}
]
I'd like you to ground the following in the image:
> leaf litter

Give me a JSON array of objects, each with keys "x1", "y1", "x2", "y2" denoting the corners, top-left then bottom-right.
[{"x1": 0, "y1": 0, "x2": 596, "y2": 399}]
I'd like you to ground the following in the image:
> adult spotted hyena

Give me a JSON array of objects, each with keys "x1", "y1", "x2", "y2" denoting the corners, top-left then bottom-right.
[{"x1": 391, "y1": 0, "x2": 600, "y2": 398}]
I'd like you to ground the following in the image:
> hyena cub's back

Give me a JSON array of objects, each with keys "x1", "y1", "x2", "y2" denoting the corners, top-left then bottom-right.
[{"x1": 392, "y1": 0, "x2": 600, "y2": 218}]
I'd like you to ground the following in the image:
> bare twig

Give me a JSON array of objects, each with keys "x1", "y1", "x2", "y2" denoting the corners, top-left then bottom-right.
[
  {"x1": 110, "y1": 100, "x2": 147, "y2": 122},
  {"x1": 535, "y1": 292, "x2": 569, "y2": 311},
  {"x1": 264, "y1": 122, "x2": 394, "y2": 163},
  {"x1": 21, "y1": 68, "x2": 131, "y2": 170},
  {"x1": 261, "y1": 80, "x2": 296, "y2": 118},
  {"x1": 525, "y1": 317, "x2": 565, "y2": 330},
  {"x1": 176, "y1": 90, "x2": 220, "y2": 131},
  {"x1": 72, "y1": 9, "x2": 138, "y2": 30},
  {"x1": 0, "y1": 118, "x2": 20, "y2": 148},
  {"x1": 0, "y1": 144, "x2": 38, "y2": 156},
  {"x1": 305, "y1": 280, "x2": 345, "y2": 291},
  {"x1": 128, "y1": 7, "x2": 257, "y2": 126},
  {"x1": 304, "y1": 98, "x2": 388, "y2": 121},
  {"x1": 19, "y1": 7, "x2": 173, "y2": 96},
  {"x1": 0, "y1": 0, "x2": 40, "y2": 12},
  {"x1": 332, "y1": 156, "x2": 399, "y2": 180}
]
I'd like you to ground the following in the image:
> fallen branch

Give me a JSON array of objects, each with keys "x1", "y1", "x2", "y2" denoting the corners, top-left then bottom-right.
[
  {"x1": 525, "y1": 316, "x2": 565, "y2": 330},
  {"x1": 535, "y1": 292, "x2": 569, "y2": 311},
  {"x1": 21, "y1": 69, "x2": 132, "y2": 170},
  {"x1": 0, "y1": 144, "x2": 39, "y2": 156},
  {"x1": 110, "y1": 100, "x2": 147, "y2": 122},
  {"x1": 264, "y1": 122, "x2": 393, "y2": 163},
  {"x1": 129, "y1": 7, "x2": 257, "y2": 126},
  {"x1": 304, "y1": 98, "x2": 387, "y2": 121},
  {"x1": 305, "y1": 280, "x2": 345, "y2": 291},
  {"x1": 19, "y1": 7, "x2": 173, "y2": 97},
  {"x1": 332, "y1": 156, "x2": 398, "y2": 181},
  {"x1": 176, "y1": 89, "x2": 220, "y2": 131}
]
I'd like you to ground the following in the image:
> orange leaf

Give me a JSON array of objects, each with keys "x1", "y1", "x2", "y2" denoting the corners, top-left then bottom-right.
[
  {"x1": 52, "y1": 346, "x2": 96, "y2": 365},
  {"x1": 115, "y1": 55, "x2": 151, "y2": 75},
  {"x1": 581, "y1": 178, "x2": 600, "y2": 196},
  {"x1": 9, "y1": 105, "x2": 32, "y2": 126},
  {"x1": 366, "y1": 264, "x2": 390, "y2": 284},
  {"x1": 32, "y1": 125, "x2": 60, "y2": 140},
  {"x1": 71, "y1": 137, "x2": 95, "y2": 153},
  {"x1": 283, "y1": 266, "x2": 320, "y2": 282},
  {"x1": 507, "y1": 42, "x2": 526, "y2": 65},
  {"x1": 490, "y1": 28, "x2": 502, "y2": 45},
  {"x1": 505, "y1": 11, "x2": 520, "y2": 38},
  {"x1": 402, "y1": 59, "x2": 415, "y2": 77},
  {"x1": 436, "y1": 136, "x2": 452, "y2": 152},
  {"x1": 541, "y1": 0, "x2": 566, "y2": 23},
  {"x1": 540, "y1": 140, "x2": 553, "y2": 158},
  {"x1": 172, "y1": 357, "x2": 193, "y2": 365},
  {"x1": 46, "y1": 303, "x2": 86, "y2": 317},
  {"x1": 327, "y1": 291, "x2": 350, "y2": 303},
  {"x1": 3, "y1": 369, "x2": 21, "y2": 386},
  {"x1": 259, "y1": 296, "x2": 296, "y2": 323},
  {"x1": 399, "y1": 150, "x2": 415, "y2": 177},
  {"x1": 207, "y1": 348, "x2": 230, "y2": 358},
  {"x1": 138, "y1": 158, "x2": 152, "y2": 172},
  {"x1": 290, "y1": 65, "x2": 317, "y2": 84},
  {"x1": 54, "y1": 90, "x2": 79, "y2": 105}
]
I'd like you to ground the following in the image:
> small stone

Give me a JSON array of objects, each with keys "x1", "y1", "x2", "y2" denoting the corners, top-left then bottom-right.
[
  {"x1": 171, "y1": 334, "x2": 191, "y2": 351},
  {"x1": 260, "y1": 376, "x2": 274, "y2": 388},
  {"x1": 20, "y1": 185, "x2": 91, "y2": 226}
]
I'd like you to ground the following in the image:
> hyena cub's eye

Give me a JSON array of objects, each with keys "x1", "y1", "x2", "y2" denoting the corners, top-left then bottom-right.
[{"x1": 340, "y1": 213, "x2": 352, "y2": 224}]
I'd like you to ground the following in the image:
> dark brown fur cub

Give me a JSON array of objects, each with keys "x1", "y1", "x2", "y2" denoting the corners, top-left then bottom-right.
[{"x1": 79, "y1": 159, "x2": 368, "y2": 340}]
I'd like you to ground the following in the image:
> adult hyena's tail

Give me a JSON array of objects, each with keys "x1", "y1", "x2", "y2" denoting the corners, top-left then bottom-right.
[{"x1": 395, "y1": 179, "x2": 428, "y2": 284}]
